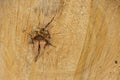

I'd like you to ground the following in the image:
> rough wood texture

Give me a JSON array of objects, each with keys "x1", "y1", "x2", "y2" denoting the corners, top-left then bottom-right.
[{"x1": 0, "y1": 0, "x2": 120, "y2": 80}]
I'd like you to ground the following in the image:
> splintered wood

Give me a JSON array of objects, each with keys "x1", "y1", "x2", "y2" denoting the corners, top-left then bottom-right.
[{"x1": 0, "y1": 0, "x2": 120, "y2": 80}]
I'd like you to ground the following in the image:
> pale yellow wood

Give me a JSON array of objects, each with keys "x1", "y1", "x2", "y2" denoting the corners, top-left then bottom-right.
[
  {"x1": 0, "y1": 0, "x2": 120, "y2": 80},
  {"x1": 74, "y1": 0, "x2": 120, "y2": 80}
]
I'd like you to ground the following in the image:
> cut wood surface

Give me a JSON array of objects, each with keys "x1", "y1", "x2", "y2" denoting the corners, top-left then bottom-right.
[{"x1": 0, "y1": 0, "x2": 120, "y2": 80}]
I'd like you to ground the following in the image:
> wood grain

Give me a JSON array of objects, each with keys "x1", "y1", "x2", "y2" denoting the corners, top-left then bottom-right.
[{"x1": 0, "y1": 0, "x2": 120, "y2": 80}]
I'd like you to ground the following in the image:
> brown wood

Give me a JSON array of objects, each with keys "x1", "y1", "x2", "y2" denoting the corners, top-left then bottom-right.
[{"x1": 0, "y1": 0, "x2": 120, "y2": 80}]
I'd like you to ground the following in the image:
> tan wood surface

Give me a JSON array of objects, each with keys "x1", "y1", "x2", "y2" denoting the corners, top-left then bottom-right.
[{"x1": 0, "y1": 0, "x2": 120, "y2": 80}]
